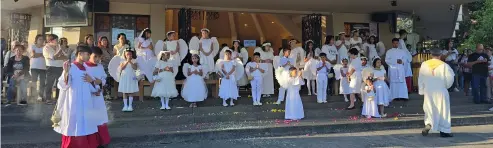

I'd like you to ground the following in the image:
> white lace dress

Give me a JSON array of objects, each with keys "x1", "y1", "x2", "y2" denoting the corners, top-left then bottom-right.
[
  {"x1": 151, "y1": 61, "x2": 178, "y2": 98},
  {"x1": 182, "y1": 65, "x2": 208, "y2": 102}
]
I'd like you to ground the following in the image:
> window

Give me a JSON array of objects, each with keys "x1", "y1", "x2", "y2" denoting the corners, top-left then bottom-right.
[{"x1": 94, "y1": 14, "x2": 150, "y2": 47}]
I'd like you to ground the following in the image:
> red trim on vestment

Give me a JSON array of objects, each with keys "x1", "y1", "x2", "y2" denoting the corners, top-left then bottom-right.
[
  {"x1": 97, "y1": 124, "x2": 111, "y2": 145},
  {"x1": 85, "y1": 61, "x2": 98, "y2": 67},
  {"x1": 61, "y1": 133, "x2": 99, "y2": 148}
]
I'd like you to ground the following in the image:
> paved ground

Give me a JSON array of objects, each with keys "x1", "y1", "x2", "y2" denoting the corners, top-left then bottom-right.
[{"x1": 2, "y1": 91, "x2": 493, "y2": 147}]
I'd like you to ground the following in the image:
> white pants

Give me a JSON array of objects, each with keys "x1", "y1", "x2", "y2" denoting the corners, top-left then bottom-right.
[
  {"x1": 251, "y1": 76, "x2": 263, "y2": 103},
  {"x1": 278, "y1": 87, "x2": 287, "y2": 101},
  {"x1": 317, "y1": 74, "x2": 328, "y2": 102}
]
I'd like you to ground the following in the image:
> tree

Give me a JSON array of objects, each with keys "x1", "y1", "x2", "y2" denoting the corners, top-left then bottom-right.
[{"x1": 461, "y1": 0, "x2": 493, "y2": 48}]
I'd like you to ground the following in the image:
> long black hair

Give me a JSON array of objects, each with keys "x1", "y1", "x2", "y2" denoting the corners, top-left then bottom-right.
[
  {"x1": 141, "y1": 29, "x2": 152, "y2": 40},
  {"x1": 372, "y1": 58, "x2": 381, "y2": 68},
  {"x1": 117, "y1": 33, "x2": 128, "y2": 45},
  {"x1": 305, "y1": 40, "x2": 315, "y2": 58},
  {"x1": 231, "y1": 40, "x2": 243, "y2": 51},
  {"x1": 368, "y1": 35, "x2": 377, "y2": 46},
  {"x1": 324, "y1": 35, "x2": 334, "y2": 45},
  {"x1": 124, "y1": 49, "x2": 137, "y2": 59},
  {"x1": 189, "y1": 54, "x2": 201, "y2": 65}
]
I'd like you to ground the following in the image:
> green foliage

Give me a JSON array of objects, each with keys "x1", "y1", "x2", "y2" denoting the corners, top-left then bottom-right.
[{"x1": 461, "y1": 0, "x2": 493, "y2": 49}]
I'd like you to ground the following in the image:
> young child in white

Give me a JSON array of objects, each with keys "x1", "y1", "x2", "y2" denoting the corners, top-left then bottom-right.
[
  {"x1": 303, "y1": 41, "x2": 318, "y2": 96},
  {"x1": 361, "y1": 78, "x2": 381, "y2": 118},
  {"x1": 339, "y1": 58, "x2": 351, "y2": 102},
  {"x1": 246, "y1": 52, "x2": 266, "y2": 106},
  {"x1": 218, "y1": 50, "x2": 239, "y2": 107},
  {"x1": 277, "y1": 67, "x2": 305, "y2": 120},
  {"x1": 151, "y1": 51, "x2": 178, "y2": 110},
  {"x1": 182, "y1": 53, "x2": 208, "y2": 108},
  {"x1": 276, "y1": 48, "x2": 295, "y2": 105},
  {"x1": 372, "y1": 58, "x2": 390, "y2": 117},
  {"x1": 316, "y1": 53, "x2": 331, "y2": 103},
  {"x1": 118, "y1": 49, "x2": 139, "y2": 112}
]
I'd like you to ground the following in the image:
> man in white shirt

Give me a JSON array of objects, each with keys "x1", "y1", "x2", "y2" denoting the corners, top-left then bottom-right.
[
  {"x1": 442, "y1": 40, "x2": 459, "y2": 92},
  {"x1": 43, "y1": 34, "x2": 68, "y2": 104}
]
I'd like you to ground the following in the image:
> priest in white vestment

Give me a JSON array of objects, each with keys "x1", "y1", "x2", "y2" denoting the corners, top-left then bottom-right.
[
  {"x1": 419, "y1": 48, "x2": 454, "y2": 138},
  {"x1": 54, "y1": 46, "x2": 101, "y2": 148},
  {"x1": 385, "y1": 38, "x2": 409, "y2": 100}
]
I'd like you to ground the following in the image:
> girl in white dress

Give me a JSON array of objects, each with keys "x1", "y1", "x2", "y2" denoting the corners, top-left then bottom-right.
[
  {"x1": 278, "y1": 67, "x2": 305, "y2": 120},
  {"x1": 303, "y1": 40, "x2": 318, "y2": 96},
  {"x1": 366, "y1": 35, "x2": 379, "y2": 62},
  {"x1": 199, "y1": 28, "x2": 216, "y2": 75},
  {"x1": 114, "y1": 33, "x2": 129, "y2": 57},
  {"x1": 164, "y1": 31, "x2": 182, "y2": 67},
  {"x1": 254, "y1": 42, "x2": 275, "y2": 97},
  {"x1": 339, "y1": 59, "x2": 351, "y2": 102},
  {"x1": 137, "y1": 28, "x2": 154, "y2": 60},
  {"x1": 182, "y1": 54, "x2": 208, "y2": 108},
  {"x1": 218, "y1": 50, "x2": 239, "y2": 107},
  {"x1": 118, "y1": 49, "x2": 139, "y2": 112},
  {"x1": 361, "y1": 78, "x2": 381, "y2": 118},
  {"x1": 151, "y1": 51, "x2": 178, "y2": 110},
  {"x1": 372, "y1": 58, "x2": 390, "y2": 117}
]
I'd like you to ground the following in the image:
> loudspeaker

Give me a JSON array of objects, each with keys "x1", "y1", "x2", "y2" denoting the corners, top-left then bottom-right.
[
  {"x1": 87, "y1": 0, "x2": 109, "y2": 12},
  {"x1": 371, "y1": 13, "x2": 389, "y2": 22}
]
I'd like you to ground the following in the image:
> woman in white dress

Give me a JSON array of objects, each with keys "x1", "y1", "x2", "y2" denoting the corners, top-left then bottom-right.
[
  {"x1": 303, "y1": 40, "x2": 318, "y2": 95},
  {"x1": 113, "y1": 33, "x2": 129, "y2": 57},
  {"x1": 350, "y1": 30, "x2": 364, "y2": 57},
  {"x1": 361, "y1": 78, "x2": 381, "y2": 118},
  {"x1": 182, "y1": 54, "x2": 208, "y2": 108},
  {"x1": 151, "y1": 51, "x2": 178, "y2": 110},
  {"x1": 372, "y1": 58, "x2": 390, "y2": 117},
  {"x1": 254, "y1": 42, "x2": 275, "y2": 97},
  {"x1": 218, "y1": 50, "x2": 239, "y2": 106},
  {"x1": 339, "y1": 59, "x2": 351, "y2": 102},
  {"x1": 136, "y1": 28, "x2": 154, "y2": 60},
  {"x1": 346, "y1": 48, "x2": 363, "y2": 110},
  {"x1": 118, "y1": 49, "x2": 139, "y2": 112}
]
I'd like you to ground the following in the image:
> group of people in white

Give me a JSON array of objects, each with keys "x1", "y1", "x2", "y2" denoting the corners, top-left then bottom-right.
[{"x1": 2, "y1": 27, "x2": 461, "y2": 147}]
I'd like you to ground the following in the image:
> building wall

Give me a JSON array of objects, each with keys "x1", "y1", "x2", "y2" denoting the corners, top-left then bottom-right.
[{"x1": 332, "y1": 13, "x2": 394, "y2": 47}]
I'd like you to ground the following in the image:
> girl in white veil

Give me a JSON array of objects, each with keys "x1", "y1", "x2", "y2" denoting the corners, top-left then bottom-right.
[{"x1": 135, "y1": 28, "x2": 154, "y2": 60}]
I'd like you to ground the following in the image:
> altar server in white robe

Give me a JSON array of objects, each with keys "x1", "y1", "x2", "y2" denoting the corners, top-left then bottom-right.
[
  {"x1": 419, "y1": 48, "x2": 454, "y2": 138},
  {"x1": 54, "y1": 46, "x2": 100, "y2": 148},
  {"x1": 398, "y1": 30, "x2": 414, "y2": 93},
  {"x1": 84, "y1": 47, "x2": 111, "y2": 146},
  {"x1": 316, "y1": 53, "x2": 331, "y2": 103},
  {"x1": 276, "y1": 48, "x2": 295, "y2": 104},
  {"x1": 277, "y1": 67, "x2": 305, "y2": 120},
  {"x1": 254, "y1": 42, "x2": 275, "y2": 97},
  {"x1": 385, "y1": 38, "x2": 409, "y2": 100},
  {"x1": 246, "y1": 52, "x2": 266, "y2": 106}
]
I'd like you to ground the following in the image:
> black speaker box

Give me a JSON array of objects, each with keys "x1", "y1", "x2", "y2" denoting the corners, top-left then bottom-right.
[{"x1": 87, "y1": 0, "x2": 109, "y2": 12}]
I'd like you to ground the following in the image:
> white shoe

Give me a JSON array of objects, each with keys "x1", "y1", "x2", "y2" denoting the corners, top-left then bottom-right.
[
  {"x1": 122, "y1": 106, "x2": 128, "y2": 112},
  {"x1": 308, "y1": 93, "x2": 312, "y2": 96},
  {"x1": 229, "y1": 102, "x2": 235, "y2": 106},
  {"x1": 454, "y1": 88, "x2": 459, "y2": 92},
  {"x1": 37, "y1": 97, "x2": 43, "y2": 101},
  {"x1": 223, "y1": 102, "x2": 228, "y2": 107},
  {"x1": 489, "y1": 107, "x2": 493, "y2": 111},
  {"x1": 317, "y1": 101, "x2": 323, "y2": 104},
  {"x1": 127, "y1": 106, "x2": 133, "y2": 112},
  {"x1": 253, "y1": 102, "x2": 258, "y2": 106},
  {"x1": 275, "y1": 100, "x2": 282, "y2": 105},
  {"x1": 323, "y1": 100, "x2": 328, "y2": 103},
  {"x1": 314, "y1": 93, "x2": 318, "y2": 95},
  {"x1": 345, "y1": 98, "x2": 349, "y2": 102},
  {"x1": 160, "y1": 106, "x2": 166, "y2": 110},
  {"x1": 165, "y1": 106, "x2": 171, "y2": 110},
  {"x1": 258, "y1": 102, "x2": 263, "y2": 105}
]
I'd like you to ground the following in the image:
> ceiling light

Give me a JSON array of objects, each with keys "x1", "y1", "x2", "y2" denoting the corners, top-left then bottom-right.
[
  {"x1": 244, "y1": 24, "x2": 248, "y2": 27},
  {"x1": 271, "y1": 22, "x2": 275, "y2": 24}
]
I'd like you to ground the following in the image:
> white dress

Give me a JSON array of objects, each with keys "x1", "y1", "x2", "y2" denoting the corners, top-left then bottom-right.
[
  {"x1": 284, "y1": 76, "x2": 305, "y2": 120},
  {"x1": 200, "y1": 38, "x2": 215, "y2": 73},
  {"x1": 151, "y1": 61, "x2": 178, "y2": 98},
  {"x1": 373, "y1": 68, "x2": 391, "y2": 106},
  {"x1": 165, "y1": 40, "x2": 181, "y2": 66},
  {"x1": 361, "y1": 85, "x2": 381, "y2": 117},
  {"x1": 182, "y1": 65, "x2": 208, "y2": 102},
  {"x1": 255, "y1": 48, "x2": 275, "y2": 95},
  {"x1": 138, "y1": 37, "x2": 154, "y2": 60},
  {"x1": 218, "y1": 60, "x2": 239, "y2": 99},
  {"x1": 118, "y1": 61, "x2": 139, "y2": 93},
  {"x1": 349, "y1": 57, "x2": 363, "y2": 93},
  {"x1": 339, "y1": 67, "x2": 351, "y2": 94},
  {"x1": 303, "y1": 52, "x2": 317, "y2": 80},
  {"x1": 366, "y1": 44, "x2": 379, "y2": 62}
]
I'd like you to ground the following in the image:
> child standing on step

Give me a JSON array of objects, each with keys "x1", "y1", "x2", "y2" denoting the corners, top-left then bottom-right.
[
  {"x1": 340, "y1": 58, "x2": 351, "y2": 102},
  {"x1": 316, "y1": 53, "x2": 331, "y2": 103},
  {"x1": 218, "y1": 50, "x2": 239, "y2": 107},
  {"x1": 246, "y1": 52, "x2": 266, "y2": 106},
  {"x1": 361, "y1": 77, "x2": 381, "y2": 118},
  {"x1": 182, "y1": 53, "x2": 208, "y2": 108},
  {"x1": 118, "y1": 49, "x2": 139, "y2": 112},
  {"x1": 277, "y1": 67, "x2": 305, "y2": 120},
  {"x1": 151, "y1": 51, "x2": 178, "y2": 110}
]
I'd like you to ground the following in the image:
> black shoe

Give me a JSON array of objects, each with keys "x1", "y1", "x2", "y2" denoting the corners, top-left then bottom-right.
[
  {"x1": 421, "y1": 124, "x2": 431, "y2": 136},
  {"x1": 18, "y1": 101, "x2": 27, "y2": 106},
  {"x1": 440, "y1": 132, "x2": 453, "y2": 138},
  {"x1": 345, "y1": 106, "x2": 356, "y2": 110}
]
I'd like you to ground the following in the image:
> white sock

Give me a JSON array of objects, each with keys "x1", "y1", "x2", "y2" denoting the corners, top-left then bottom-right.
[
  {"x1": 129, "y1": 96, "x2": 134, "y2": 107},
  {"x1": 223, "y1": 99, "x2": 227, "y2": 104},
  {"x1": 123, "y1": 98, "x2": 128, "y2": 107},
  {"x1": 344, "y1": 95, "x2": 348, "y2": 101},
  {"x1": 160, "y1": 97, "x2": 165, "y2": 107},
  {"x1": 311, "y1": 80, "x2": 316, "y2": 94},
  {"x1": 307, "y1": 80, "x2": 312, "y2": 94},
  {"x1": 230, "y1": 98, "x2": 234, "y2": 104},
  {"x1": 165, "y1": 98, "x2": 170, "y2": 107}
]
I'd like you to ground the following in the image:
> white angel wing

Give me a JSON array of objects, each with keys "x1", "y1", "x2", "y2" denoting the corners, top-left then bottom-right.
[
  {"x1": 275, "y1": 68, "x2": 291, "y2": 88},
  {"x1": 240, "y1": 48, "x2": 249, "y2": 64},
  {"x1": 215, "y1": 59, "x2": 226, "y2": 77},
  {"x1": 154, "y1": 40, "x2": 165, "y2": 56},
  {"x1": 259, "y1": 63, "x2": 268, "y2": 77},
  {"x1": 182, "y1": 63, "x2": 191, "y2": 78},
  {"x1": 303, "y1": 59, "x2": 319, "y2": 77},
  {"x1": 362, "y1": 67, "x2": 373, "y2": 80},
  {"x1": 314, "y1": 48, "x2": 321, "y2": 57},
  {"x1": 254, "y1": 47, "x2": 262, "y2": 55},
  {"x1": 178, "y1": 39, "x2": 188, "y2": 61},
  {"x1": 211, "y1": 37, "x2": 220, "y2": 57},
  {"x1": 189, "y1": 36, "x2": 200, "y2": 51},
  {"x1": 233, "y1": 60, "x2": 245, "y2": 81},
  {"x1": 136, "y1": 56, "x2": 157, "y2": 82},
  {"x1": 273, "y1": 56, "x2": 281, "y2": 69},
  {"x1": 172, "y1": 64, "x2": 179, "y2": 77},
  {"x1": 134, "y1": 38, "x2": 140, "y2": 51},
  {"x1": 108, "y1": 56, "x2": 124, "y2": 82},
  {"x1": 219, "y1": 47, "x2": 228, "y2": 60},
  {"x1": 333, "y1": 64, "x2": 343, "y2": 80}
]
